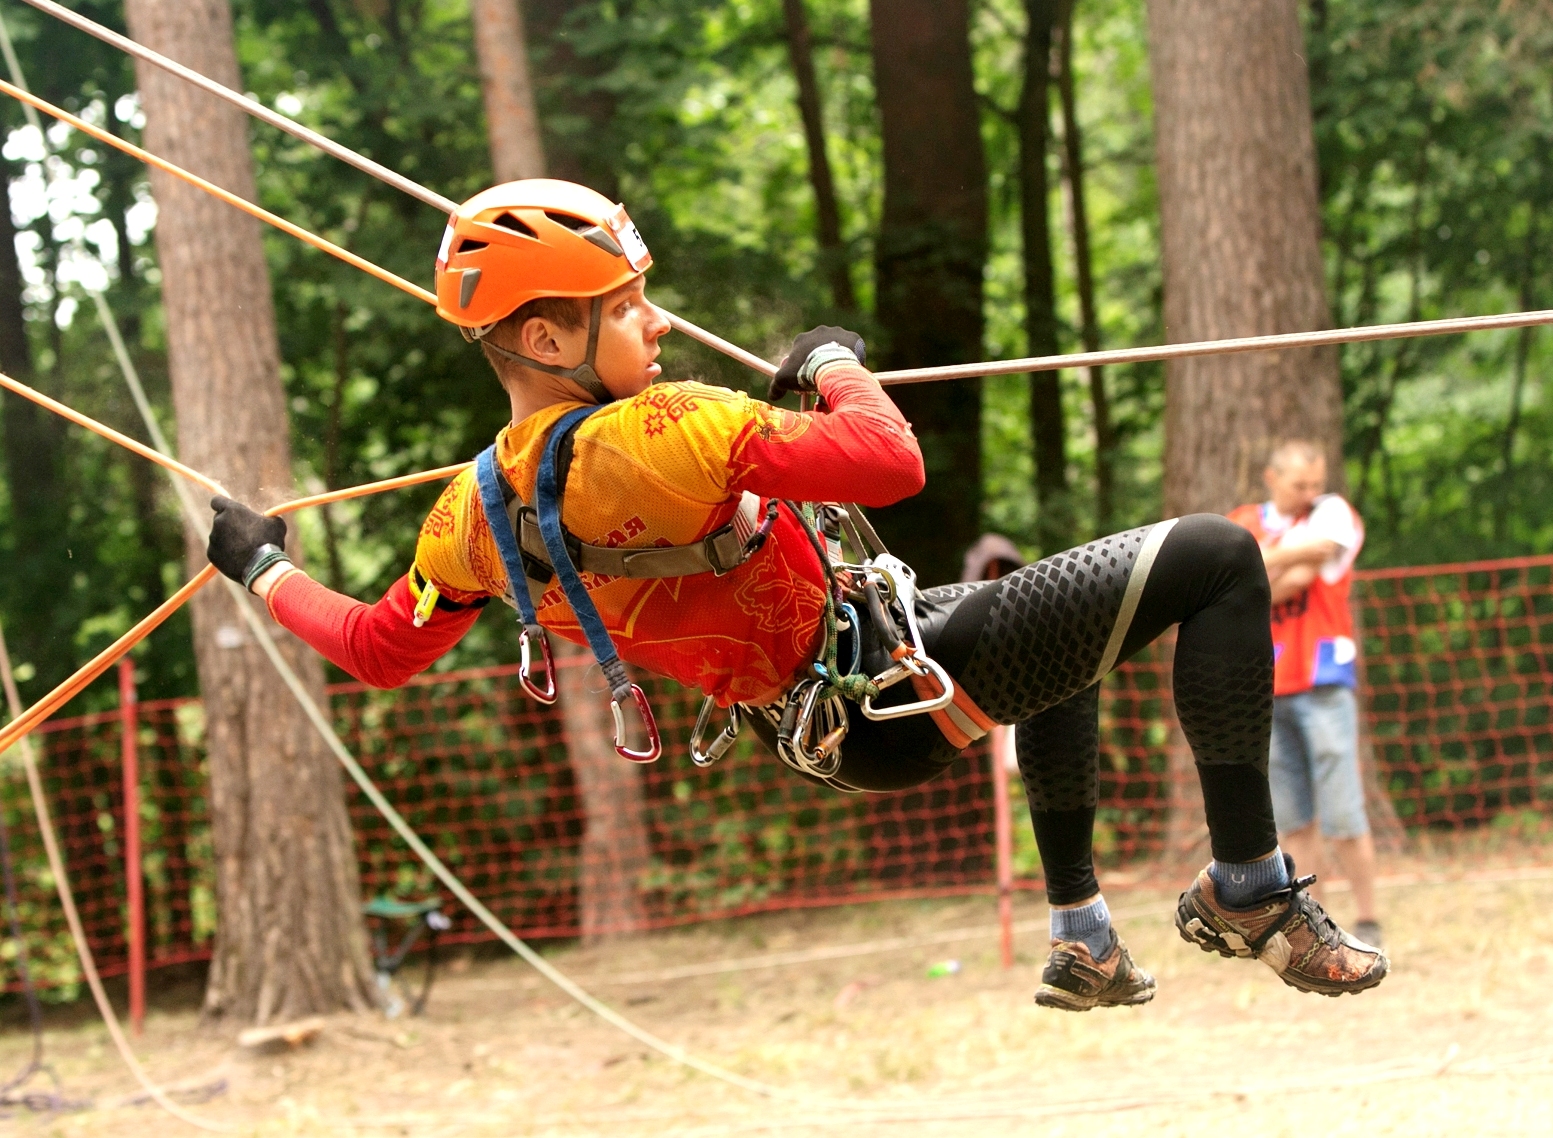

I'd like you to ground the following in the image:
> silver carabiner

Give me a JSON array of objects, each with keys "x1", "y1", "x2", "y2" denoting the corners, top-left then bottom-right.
[
  {"x1": 860, "y1": 651, "x2": 957, "y2": 721},
  {"x1": 690, "y1": 697, "x2": 742, "y2": 767}
]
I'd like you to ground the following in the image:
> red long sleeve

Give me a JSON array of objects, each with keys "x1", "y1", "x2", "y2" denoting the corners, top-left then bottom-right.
[
  {"x1": 266, "y1": 571, "x2": 481, "y2": 689},
  {"x1": 729, "y1": 361, "x2": 925, "y2": 507}
]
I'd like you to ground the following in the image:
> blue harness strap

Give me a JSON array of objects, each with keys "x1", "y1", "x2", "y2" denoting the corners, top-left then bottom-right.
[
  {"x1": 533, "y1": 405, "x2": 634, "y2": 700},
  {"x1": 473, "y1": 444, "x2": 541, "y2": 629}
]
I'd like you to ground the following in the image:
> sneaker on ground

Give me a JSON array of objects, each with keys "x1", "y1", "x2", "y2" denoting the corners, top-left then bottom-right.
[
  {"x1": 1175, "y1": 856, "x2": 1389, "y2": 998},
  {"x1": 1034, "y1": 929, "x2": 1156, "y2": 1012}
]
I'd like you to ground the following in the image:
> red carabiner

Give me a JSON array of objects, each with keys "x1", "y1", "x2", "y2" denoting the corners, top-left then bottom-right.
[
  {"x1": 518, "y1": 626, "x2": 558, "y2": 705},
  {"x1": 610, "y1": 683, "x2": 662, "y2": 763}
]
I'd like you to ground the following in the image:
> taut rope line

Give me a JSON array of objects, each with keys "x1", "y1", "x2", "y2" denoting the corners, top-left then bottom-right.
[
  {"x1": 870, "y1": 308, "x2": 1553, "y2": 384},
  {"x1": 0, "y1": 369, "x2": 467, "y2": 755},
  {"x1": 0, "y1": 78, "x2": 437, "y2": 307},
  {"x1": 20, "y1": 0, "x2": 1553, "y2": 387}
]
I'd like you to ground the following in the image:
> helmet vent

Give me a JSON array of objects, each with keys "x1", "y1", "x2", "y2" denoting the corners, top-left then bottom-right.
[
  {"x1": 544, "y1": 211, "x2": 593, "y2": 233},
  {"x1": 493, "y1": 212, "x2": 539, "y2": 239},
  {"x1": 456, "y1": 238, "x2": 489, "y2": 254}
]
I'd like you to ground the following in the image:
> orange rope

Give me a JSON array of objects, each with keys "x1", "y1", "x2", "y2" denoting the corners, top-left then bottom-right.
[
  {"x1": 0, "y1": 78, "x2": 437, "y2": 309},
  {"x1": 0, "y1": 370, "x2": 227, "y2": 495},
  {"x1": 273, "y1": 463, "x2": 470, "y2": 516},
  {"x1": 0, "y1": 566, "x2": 219, "y2": 754}
]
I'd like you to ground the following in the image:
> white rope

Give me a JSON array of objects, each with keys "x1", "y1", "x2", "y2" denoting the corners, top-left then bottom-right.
[
  {"x1": 0, "y1": 12, "x2": 229, "y2": 1128},
  {"x1": 870, "y1": 307, "x2": 1553, "y2": 385}
]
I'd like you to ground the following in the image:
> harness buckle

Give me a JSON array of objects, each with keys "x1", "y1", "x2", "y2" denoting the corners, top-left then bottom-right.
[
  {"x1": 610, "y1": 684, "x2": 662, "y2": 763},
  {"x1": 690, "y1": 697, "x2": 742, "y2": 767},
  {"x1": 518, "y1": 625, "x2": 558, "y2": 705}
]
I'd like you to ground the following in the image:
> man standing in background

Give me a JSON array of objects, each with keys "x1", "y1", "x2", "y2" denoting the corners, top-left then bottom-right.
[{"x1": 1230, "y1": 441, "x2": 1382, "y2": 948}]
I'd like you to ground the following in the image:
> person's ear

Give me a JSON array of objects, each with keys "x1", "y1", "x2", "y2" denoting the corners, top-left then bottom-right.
[
  {"x1": 518, "y1": 317, "x2": 562, "y2": 363},
  {"x1": 1263, "y1": 466, "x2": 1276, "y2": 492}
]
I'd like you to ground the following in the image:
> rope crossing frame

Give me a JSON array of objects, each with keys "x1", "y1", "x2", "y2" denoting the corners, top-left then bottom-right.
[{"x1": 2, "y1": 0, "x2": 1552, "y2": 1125}]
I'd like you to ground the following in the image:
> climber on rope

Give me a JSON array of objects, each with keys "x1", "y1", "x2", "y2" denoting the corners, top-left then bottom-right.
[{"x1": 204, "y1": 178, "x2": 1387, "y2": 1012}]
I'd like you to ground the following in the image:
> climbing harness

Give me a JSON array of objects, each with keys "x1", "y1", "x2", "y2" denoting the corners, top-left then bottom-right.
[
  {"x1": 472, "y1": 409, "x2": 777, "y2": 761},
  {"x1": 691, "y1": 499, "x2": 990, "y2": 786}
]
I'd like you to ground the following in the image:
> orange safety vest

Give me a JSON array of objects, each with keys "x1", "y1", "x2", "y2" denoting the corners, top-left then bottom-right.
[{"x1": 1228, "y1": 498, "x2": 1363, "y2": 698}]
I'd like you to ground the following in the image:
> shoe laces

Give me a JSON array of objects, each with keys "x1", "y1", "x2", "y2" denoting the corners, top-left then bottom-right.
[{"x1": 1287, "y1": 872, "x2": 1343, "y2": 949}]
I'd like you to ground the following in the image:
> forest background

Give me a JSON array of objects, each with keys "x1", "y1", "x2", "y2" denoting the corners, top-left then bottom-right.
[{"x1": 0, "y1": 0, "x2": 1549, "y2": 713}]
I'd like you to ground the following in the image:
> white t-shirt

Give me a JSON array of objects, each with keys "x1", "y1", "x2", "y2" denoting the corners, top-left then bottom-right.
[{"x1": 1256, "y1": 494, "x2": 1364, "y2": 585}]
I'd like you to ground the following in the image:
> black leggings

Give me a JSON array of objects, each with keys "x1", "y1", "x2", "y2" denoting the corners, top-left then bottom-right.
[{"x1": 751, "y1": 513, "x2": 1277, "y2": 902}]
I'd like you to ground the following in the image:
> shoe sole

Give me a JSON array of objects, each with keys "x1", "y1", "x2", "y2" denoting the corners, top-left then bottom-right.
[
  {"x1": 1033, "y1": 981, "x2": 1156, "y2": 1012},
  {"x1": 1175, "y1": 905, "x2": 1390, "y2": 997}
]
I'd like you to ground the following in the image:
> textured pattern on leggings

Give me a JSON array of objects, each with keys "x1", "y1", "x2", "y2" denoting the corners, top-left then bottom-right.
[
  {"x1": 1173, "y1": 646, "x2": 1273, "y2": 770},
  {"x1": 1017, "y1": 684, "x2": 1101, "y2": 811},
  {"x1": 959, "y1": 526, "x2": 1151, "y2": 723}
]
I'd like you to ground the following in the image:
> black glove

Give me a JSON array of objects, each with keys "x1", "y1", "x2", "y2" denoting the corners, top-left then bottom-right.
[
  {"x1": 770, "y1": 325, "x2": 866, "y2": 401},
  {"x1": 208, "y1": 496, "x2": 290, "y2": 590}
]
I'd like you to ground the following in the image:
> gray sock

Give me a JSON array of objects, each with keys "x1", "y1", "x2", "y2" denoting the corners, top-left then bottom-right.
[
  {"x1": 1209, "y1": 848, "x2": 1290, "y2": 908},
  {"x1": 1050, "y1": 895, "x2": 1113, "y2": 960}
]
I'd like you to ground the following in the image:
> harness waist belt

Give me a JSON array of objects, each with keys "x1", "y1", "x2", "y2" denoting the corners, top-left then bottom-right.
[{"x1": 510, "y1": 492, "x2": 760, "y2": 580}]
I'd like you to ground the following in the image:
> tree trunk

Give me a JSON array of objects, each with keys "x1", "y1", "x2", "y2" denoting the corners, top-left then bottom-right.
[
  {"x1": 1020, "y1": 0, "x2": 1070, "y2": 555},
  {"x1": 1148, "y1": 0, "x2": 1342, "y2": 517},
  {"x1": 123, "y1": 0, "x2": 376, "y2": 1025},
  {"x1": 0, "y1": 162, "x2": 70, "y2": 698},
  {"x1": 868, "y1": 0, "x2": 988, "y2": 587},
  {"x1": 470, "y1": 0, "x2": 547, "y2": 182},
  {"x1": 782, "y1": 0, "x2": 856, "y2": 313},
  {"x1": 552, "y1": 640, "x2": 650, "y2": 940},
  {"x1": 1054, "y1": 0, "x2": 1114, "y2": 532},
  {"x1": 1148, "y1": 0, "x2": 1342, "y2": 859},
  {"x1": 469, "y1": 0, "x2": 650, "y2": 940}
]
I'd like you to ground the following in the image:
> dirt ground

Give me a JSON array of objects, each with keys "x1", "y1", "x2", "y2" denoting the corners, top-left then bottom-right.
[{"x1": 4, "y1": 860, "x2": 1553, "y2": 1137}]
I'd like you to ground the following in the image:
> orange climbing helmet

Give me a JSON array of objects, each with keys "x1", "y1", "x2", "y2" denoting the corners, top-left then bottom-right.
[{"x1": 434, "y1": 179, "x2": 653, "y2": 331}]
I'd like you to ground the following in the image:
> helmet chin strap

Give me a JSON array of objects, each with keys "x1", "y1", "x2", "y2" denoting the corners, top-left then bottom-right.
[{"x1": 472, "y1": 295, "x2": 611, "y2": 404}]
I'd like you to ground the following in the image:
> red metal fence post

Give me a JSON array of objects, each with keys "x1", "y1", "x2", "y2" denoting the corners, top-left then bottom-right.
[
  {"x1": 119, "y1": 657, "x2": 144, "y2": 1036},
  {"x1": 990, "y1": 725, "x2": 1015, "y2": 968}
]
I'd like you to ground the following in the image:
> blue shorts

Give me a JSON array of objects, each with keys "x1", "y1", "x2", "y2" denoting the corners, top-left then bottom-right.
[{"x1": 1268, "y1": 685, "x2": 1370, "y2": 839}]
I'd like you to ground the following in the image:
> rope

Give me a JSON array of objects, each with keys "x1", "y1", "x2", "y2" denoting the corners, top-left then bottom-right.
[
  {"x1": 0, "y1": 368, "x2": 464, "y2": 755},
  {"x1": 871, "y1": 307, "x2": 1553, "y2": 385},
  {"x1": 0, "y1": 618, "x2": 232, "y2": 1131},
  {"x1": 16, "y1": 0, "x2": 1553, "y2": 396},
  {"x1": 0, "y1": 78, "x2": 437, "y2": 308}
]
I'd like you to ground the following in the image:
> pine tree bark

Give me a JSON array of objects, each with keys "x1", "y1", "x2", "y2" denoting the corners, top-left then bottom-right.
[
  {"x1": 1148, "y1": 0, "x2": 1342, "y2": 517},
  {"x1": 868, "y1": 0, "x2": 988, "y2": 587},
  {"x1": 782, "y1": 0, "x2": 856, "y2": 313},
  {"x1": 123, "y1": 0, "x2": 376, "y2": 1024},
  {"x1": 1147, "y1": 0, "x2": 1342, "y2": 860},
  {"x1": 469, "y1": 0, "x2": 650, "y2": 940},
  {"x1": 470, "y1": 0, "x2": 547, "y2": 181}
]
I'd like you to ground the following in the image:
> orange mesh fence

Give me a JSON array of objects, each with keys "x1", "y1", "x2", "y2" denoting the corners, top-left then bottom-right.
[{"x1": 4, "y1": 552, "x2": 1553, "y2": 992}]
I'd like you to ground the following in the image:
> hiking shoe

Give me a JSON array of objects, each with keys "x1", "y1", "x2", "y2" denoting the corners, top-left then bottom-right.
[
  {"x1": 1354, "y1": 919, "x2": 1384, "y2": 949},
  {"x1": 1034, "y1": 930, "x2": 1156, "y2": 1012},
  {"x1": 1175, "y1": 856, "x2": 1388, "y2": 997}
]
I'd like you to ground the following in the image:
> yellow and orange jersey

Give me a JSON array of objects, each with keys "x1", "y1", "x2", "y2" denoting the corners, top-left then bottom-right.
[{"x1": 408, "y1": 369, "x2": 922, "y2": 704}]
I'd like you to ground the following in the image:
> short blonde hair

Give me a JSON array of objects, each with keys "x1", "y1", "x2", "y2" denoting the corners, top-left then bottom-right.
[{"x1": 1267, "y1": 439, "x2": 1324, "y2": 473}]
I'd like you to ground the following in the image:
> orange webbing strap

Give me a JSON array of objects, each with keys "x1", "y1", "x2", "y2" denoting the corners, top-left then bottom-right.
[{"x1": 909, "y1": 669, "x2": 997, "y2": 752}]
